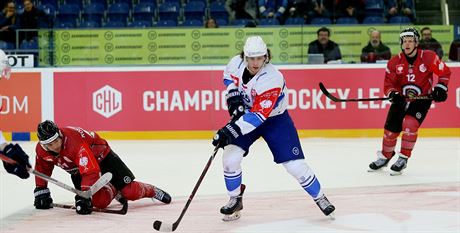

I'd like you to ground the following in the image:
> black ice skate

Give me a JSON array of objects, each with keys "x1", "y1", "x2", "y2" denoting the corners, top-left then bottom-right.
[
  {"x1": 315, "y1": 194, "x2": 335, "y2": 219},
  {"x1": 390, "y1": 154, "x2": 408, "y2": 176},
  {"x1": 368, "y1": 151, "x2": 394, "y2": 172},
  {"x1": 221, "y1": 184, "x2": 246, "y2": 221},
  {"x1": 152, "y1": 186, "x2": 172, "y2": 204}
]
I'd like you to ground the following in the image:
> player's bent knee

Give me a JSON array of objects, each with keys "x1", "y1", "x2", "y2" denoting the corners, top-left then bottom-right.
[
  {"x1": 92, "y1": 185, "x2": 116, "y2": 209},
  {"x1": 282, "y1": 159, "x2": 313, "y2": 181},
  {"x1": 222, "y1": 145, "x2": 244, "y2": 172},
  {"x1": 402, "y1": 115, "x2": 420, "y2": 132}
]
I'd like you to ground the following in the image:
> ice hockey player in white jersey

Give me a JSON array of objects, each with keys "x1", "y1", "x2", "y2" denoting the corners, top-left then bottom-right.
[
  {"x1": 212, "y1": 36, "x2": 335, "y2": 221},
  {"x1": 0, "y1": 49, "x2": 31, "y2": 179}
]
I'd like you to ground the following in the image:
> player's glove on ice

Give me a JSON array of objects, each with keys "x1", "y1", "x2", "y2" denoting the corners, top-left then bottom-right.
[
  {"x1": 389, "y1": 91, "x2": 405, "y2": 104},
  {"x1": 2, "y1": 143, "x2": 30, "y2": 179},
  {"x1": 212, "y1": 122, "x2": 242, "y2": 148},
  {"x1": 75, "y1": 195, "x2": 93, "y2": 215},
  {"x1": 34, "y1": 187, "x2": 53, "y2": 209},
  {"x1": 226, "y1": 89, "x2": 245, "y2": 119},
  {"x1": 432, "y1": 84, "x2": 448, "y2": 102}
]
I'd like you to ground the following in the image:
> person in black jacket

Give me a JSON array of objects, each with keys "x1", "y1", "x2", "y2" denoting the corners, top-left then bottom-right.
[
  {"x1": 307, "y1": 27, "x2": 341, "y2": 63},
  {"x1": 361, "y1": 30, "x2": 391, "y2": 63},
  {"x1": 18, "y1": 0, "x2": 48, "y2": 42}
]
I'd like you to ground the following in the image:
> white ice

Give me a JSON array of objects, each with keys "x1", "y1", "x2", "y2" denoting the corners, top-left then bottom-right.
[{"x1": 1, "y1": 138, "x2": 459, "y2": 233}]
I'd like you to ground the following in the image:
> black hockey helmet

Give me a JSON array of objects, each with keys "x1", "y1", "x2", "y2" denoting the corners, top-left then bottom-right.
[
  {"x1": 37, "y1": 120, "x2": 60, "y2": 144},
  {"x1": 399, "y1": 27, "x2": 420, "y2": 45}
]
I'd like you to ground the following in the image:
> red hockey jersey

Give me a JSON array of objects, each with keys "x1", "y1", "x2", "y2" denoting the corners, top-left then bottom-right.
[
  {"x1": 384, "y1": 49, "x2": 451, "y2": 97},
  {"x1": 35, "y1": 127, "x2": 111, "y2": 190}
]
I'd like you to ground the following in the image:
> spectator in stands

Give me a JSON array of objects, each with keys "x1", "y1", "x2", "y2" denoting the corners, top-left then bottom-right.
[
  {"x1": 205, "y1": 18, "x2": 219, "y2": 28},
  {"x1": 287, "y1": 0, "x2": 309, "y2": 21},
  {"x1": 385, "y1": 0, "x2": 415, "y2": 22},
  {"x1": 0, "y1": 0, "x2": 18, "y2": 46},
  {"x1": 19, "y1": 0, "x2": 48, "y2": 42},
  {"x1": 307, "y1": 0, "x2": 333, "y2": 23},
  {"x1": 226, "y1": 0, "x2": 258, "y2": 21},
  {"x1": 336, "y1": 0, "x2": 365, "y2": 22},
  {"x1": 448, "y1": 38, "x2": 460, "y2": 61},
  {"x1": 258, "y1": 0, "x2": 288, "y2": 23},
  {"x1": 419, "y1": 27, "x2": 444, "y2": 59},
  {"x1": 308, "y1": 27, "x2": 341, "y2": 63},
  {"x1": 361, "y1": 30, "x2": 391, "y2": 63}
]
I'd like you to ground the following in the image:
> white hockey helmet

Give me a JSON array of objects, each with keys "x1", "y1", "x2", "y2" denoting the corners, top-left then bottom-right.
[
  {"x1": 243, "y1": 36, "x2": 267, "y2": 57},
  {"x1": 0, "y1": 49, "x2": 11, "y2": 80}
]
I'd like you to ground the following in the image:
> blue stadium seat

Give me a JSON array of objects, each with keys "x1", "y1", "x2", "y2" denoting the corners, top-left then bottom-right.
[
  {"x1": 128, "y1": 20, "x2": 152, "y2": 27},
  {"x1": 158, "y1": 2, "x2": 180, "y2": 21},
  {"x1": 215, "y1": 18, "x2": 228, "y2": 26},
  {"x1": 65, "y1": 0, "x2": 83, "y2": 8},
  {"x1": 363, "y1": 16, "x2": 384, "y2": 24},
  {"x1": 40, "y1": 0, "x2": 58, "y2": 9},
  {"x1": 0, "y1": 41, "x2": 15, "y2": 50},
  {"x1": 20, "y1": 39, "x2": 39, "y2": 50},
  {"x1": 365, "y1": 0, "x2": 384, "y2": 17},
  {"x1": 82, "y1": 3, "x2": 106, "y2": 25},
  {"x1": 155, "y1": 19, "x2": 177, "y2": 27},
  {"x1": 310, "y1": 17, "x2": 331, "y2": 25},
  {"x1": 389, "y1": 16, "x2": 411, "y2": 24},
  {"x1": 54, "y1": 20, "x2": 77, "y2": 28},
  {"x1": 231, "y1": 19, "x2": 248, "y2": 26},
  {"x1": 104, "y1": 20, "x2": 126, "y2": 28},
  {"x1": 184, "y1": 1, "x2": 206, "y2": 21},
  {"x1": 132, "y1": 3, "x2": 155, "y2": 22},
  {"x1": 336, "y1": 17, "x2": 358, "y2": 24},
  {"x1": 56, "y1": 4, "x2": 80, "y2": 26},
  {"x1": 181, "y1": 19, "x2": 203, "y2": 27},
  {"x1": 40, "y1": 3, "x2": 56, "y2": 16},
  {"x1": 284, "y1": 17, "x2": 304, "y2": 25},
  {"x1": 112, "y1": 0, "x2": 133, "y2": 8},
  {"x1": 107, "y1": 3, "x2": 130, "y2": 23},
  {"x1": 88, "y1": 0, "x2": 108, "y2": 8},
  {"x1": 209, "y1": 1, "x2": 228, "y2": 21},
  {"x1": 80, "y1": 20, "x2": 101, "y2": 28},
  {"x1": 259, "y1": 18, "x2": 279, "y2": 25}
]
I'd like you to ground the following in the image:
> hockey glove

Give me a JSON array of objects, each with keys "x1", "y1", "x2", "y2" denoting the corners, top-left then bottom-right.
[
  {"x1": 226, "y1": 89, "x2": 245, "y2": 119},
  {"x1": 212, "y1": 122, "x2": 242, "y2": 148},
  {"x1": 389, "y1": 91, "x2": 405, "y2": 104},
  {"x1": 432, "y1": 84, "x2": 448, "y2": 102},
  {"x1": 34, "y1": 187, "x2": 53, "y2": 209},
  {"x1": 2, "y1": 143, "x2": 31, "y2": 179},
  {"x1": 75, "y1": 195, "x2": 93, "y2": 215}
]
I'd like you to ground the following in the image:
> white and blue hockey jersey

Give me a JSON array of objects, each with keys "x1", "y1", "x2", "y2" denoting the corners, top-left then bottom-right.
[{"x1": 223, "y1": 55, "x2": 288, "y2": 135}]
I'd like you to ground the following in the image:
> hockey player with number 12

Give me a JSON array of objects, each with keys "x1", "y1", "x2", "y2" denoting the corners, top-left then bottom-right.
[{"x1": 212, "y1": 36, "x2": 335, "y2": 221}]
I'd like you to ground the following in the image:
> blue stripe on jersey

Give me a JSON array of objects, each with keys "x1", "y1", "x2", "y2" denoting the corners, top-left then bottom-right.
[
  {"x1": 224, "y1": 172, "x2": 242, "y2": 191},
  {"x1": 242, "y1": 112, "x2": 265, "y2": 128},
  {"x1": 224, "y1": 79, "x2": 233, "y2": 87}
]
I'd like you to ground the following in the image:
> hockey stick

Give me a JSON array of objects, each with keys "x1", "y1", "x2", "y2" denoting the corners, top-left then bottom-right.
[
  {"x1": 53, "y1": 201, "x2": 128, "y2": 215},
  {"x1": 0, "y1": 153, "x2": 112, "y2": 198},
  {"x1": 153, "y1": 145, "x2": 220, "y2": 232},
  {"x1": 318, "y1": 82, "x2": 433, "y2": 102}
]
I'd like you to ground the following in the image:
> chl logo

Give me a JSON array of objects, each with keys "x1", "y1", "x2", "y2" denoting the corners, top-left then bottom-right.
[{"x1": 92, "y1": 85, "x2": 122, "y2": 118}]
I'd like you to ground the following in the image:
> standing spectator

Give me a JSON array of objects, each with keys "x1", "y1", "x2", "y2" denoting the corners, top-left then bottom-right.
[
  {"x1": 307, "y1": 0, "x2": 333, "y2": 22},
  {"x1": 18, "y1": 0, "x2": 48, "y2": 42},
  {"x1": 448, "y1": 38, "x2": 460, "y2": 61},
  {"x1": 336, "y1": 0, "x2": 365, "y2": 22},
  {"x1": 0, "y1": 1, "x2": 18, "y2": 46},
  {"x1": 361, "y1": 30, "x2": 391, "y2": 63},
  {"x1": 226, "y1": 0, "x2": 258, "y2": 21},
  {"x1": 308, "y1": 27, "x2": 341, "y2": 63},
  {"x1": 385, "y1": 0, "x2": 415, "y2": 22},
  {"x1": 419, "y1": 27, "x2": 444, "y2": 59},
  {"x1": 258, "y1": 0, "x2": 288, "y2": 23},
  {"x1": 205, "y1": 17, "x2": 218, "y2": 28}
]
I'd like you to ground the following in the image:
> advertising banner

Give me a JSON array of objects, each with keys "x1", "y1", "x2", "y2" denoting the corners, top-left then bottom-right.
[
  {"x1": 0, "y1": 73, "x2": 42, "y2": 131},
  {"x1": 54, "y1": 67, "x2": 460, "y2": 131},
  {"x1": 50, "y1": 25, "x2": 454, "y2": 66}
]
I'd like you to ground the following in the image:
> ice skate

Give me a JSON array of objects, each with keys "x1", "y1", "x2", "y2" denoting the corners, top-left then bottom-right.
[
  {"x1": 221, "y1": 184, "x2": 246, "y2": 221},
  {"x1": 368, "y1": 151, "x2": 393, "y2": 172},
  {"x1": 390, "y1": 154, "x2": 408, "y2": 176},
  {"x1": 315, "y1": 194, "x2": 335, "y2": 219},
  {"x1": 151, "y1": 186, "x2": 172, "y2": 204}
]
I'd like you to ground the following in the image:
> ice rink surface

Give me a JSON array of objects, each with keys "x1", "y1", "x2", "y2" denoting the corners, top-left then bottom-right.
[{"x1": 1, "y1": 138, "x2": 459, "y2": 233}]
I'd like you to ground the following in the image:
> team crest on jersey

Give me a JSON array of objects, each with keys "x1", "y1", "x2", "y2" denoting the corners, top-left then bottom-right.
[
  {"x1": 260, "y1": 99, "x2": 273, "y2": 109},
  {"x1": 419, "y1": 64, "x2": 427, "y2": 73},
  {"x1": 396, "y1": 64, "x2": 404, "y2": 74}
]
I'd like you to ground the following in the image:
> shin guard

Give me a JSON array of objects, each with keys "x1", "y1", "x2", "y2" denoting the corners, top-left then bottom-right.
[
  {"x1": 400, "y1": 115, "x2": 420, "y2": 158},
  {"x1": 381, "y1": 129, "x2": 400, "y2": 159},
  {"x1": 120, "y1": 181, "x2": 154, "y2": 201}
]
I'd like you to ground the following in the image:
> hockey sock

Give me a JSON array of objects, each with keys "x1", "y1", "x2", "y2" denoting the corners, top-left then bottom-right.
[
  {"x1": 222, "y1": 145, "x2": 244, "y2": 197},
  {"x1": 381, "y1": 129, "x2": 400, "y2": 158},
  {"x1": 283, "y1": 159, "x2": 323, "y2": 199},
  {"x1": 92, "y1": 183, "x2": 117, "y2": 209},
  {"x1": 400, "y1": 115, "x2": 420, "y2": 158},
  {"x1": 120, "y1": 181, "x2": 154, "y2": 201},
  {"x1": 224, "y1": 170, "x2": 242, "y2": 196}
]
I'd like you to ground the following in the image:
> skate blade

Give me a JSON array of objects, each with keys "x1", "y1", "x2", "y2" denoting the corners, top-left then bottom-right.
[
  {"x1": 222, "y1": 211, "x2": 241, "y2": 221},
  {"x1": 367, "y1": 167, "x2": 386, "y2": 172},
  {"x1": 327, "y1": 212, "x2": 335, "y2": 220},
  {"x1": 390, "y1": 170, "x2": 403, "y2": 176}
]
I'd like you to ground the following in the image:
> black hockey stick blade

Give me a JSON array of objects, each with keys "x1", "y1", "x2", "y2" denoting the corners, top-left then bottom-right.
[
  {"x1": 153, "y1": 221, "x2": 176, "y2": 232},
  {"x1": 319, "y1": 82, "x2": 391, "y2": 102},
  {"x1": 53, "y1": 201, "x2": 128, "y2": 215}
]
